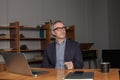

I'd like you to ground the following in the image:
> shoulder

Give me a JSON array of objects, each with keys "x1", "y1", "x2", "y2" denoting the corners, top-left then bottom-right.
[
  {"x1": 45, "y1": 41, "x2": 55, "y2": 49},
  {"x1": 67, "y1": 39, "x2": 79, "y2": 44},
  {"x1": 66, "y1": 39, "x2": 80, "y2": 46}
]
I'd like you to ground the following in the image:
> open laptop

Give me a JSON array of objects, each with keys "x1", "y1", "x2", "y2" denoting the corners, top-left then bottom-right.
[{"x1": 1, "y1": 52, "x2": 49, "y2": 76}]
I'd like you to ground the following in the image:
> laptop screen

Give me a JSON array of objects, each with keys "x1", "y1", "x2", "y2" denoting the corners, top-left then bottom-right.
[{"x1": 1, "y1": 52, "x2": 49, "y2": 76}]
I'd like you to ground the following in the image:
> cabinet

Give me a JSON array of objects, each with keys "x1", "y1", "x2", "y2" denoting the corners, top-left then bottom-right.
[
  {"x1": 0, "y1": 21, "x2": 51, "y2": 53},
  {"x1": 19, "y1": 23, "x2": 51, "y2": 53},
  {"x1": 19, "y1": 22, "x2": 51, "y2": 53},
  {"x1": 0, "y1": 21, "x2": 75, "y2": 53},
  {"x1": 66, "y1": 25, "x2": 75, "y2": 41}
]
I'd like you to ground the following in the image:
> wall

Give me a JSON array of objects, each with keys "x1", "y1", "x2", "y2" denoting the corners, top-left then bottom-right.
[
  {"x1": 108, "y1": 0, "x2": 120, "y2": 49},
  {"x1": 91, "y1": 0, "x2": 108, "y2": 64},
  {"x1": 0, "y1": 0, "x2": 94, "y2": 42},
  {"x1": 92, "y1": 0, "x2": 109, "y2": 50},
  {"x1": 0, "y1": 0, "x2": 120, "y2": 68}
]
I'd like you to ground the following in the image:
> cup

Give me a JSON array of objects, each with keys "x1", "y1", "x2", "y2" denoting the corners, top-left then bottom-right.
[{"x1": 100, "y1": 62, "x2": 110, "y2": 73}]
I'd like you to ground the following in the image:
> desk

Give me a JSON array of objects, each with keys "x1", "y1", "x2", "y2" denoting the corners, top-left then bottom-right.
[
  {"x1": 0, "y1": 68, "x2": 119, "y2": 80},
  {"x1": 0, "y1": 62, "x2": 6, "y2": 72}
]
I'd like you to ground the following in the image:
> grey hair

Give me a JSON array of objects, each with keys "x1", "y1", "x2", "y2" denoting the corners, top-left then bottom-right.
[{"x1": 51, "y1": 20, "x2": 64, "y2": 31}]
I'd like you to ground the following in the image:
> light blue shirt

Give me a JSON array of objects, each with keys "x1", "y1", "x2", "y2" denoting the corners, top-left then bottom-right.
[{"x1": 55, "y1": 38, "x2": 66, "y2": 69}]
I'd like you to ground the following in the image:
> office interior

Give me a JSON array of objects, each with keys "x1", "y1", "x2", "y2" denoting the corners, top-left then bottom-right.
[{"x1": 0, "y1": 0, "x2": 120, "y2": 69}]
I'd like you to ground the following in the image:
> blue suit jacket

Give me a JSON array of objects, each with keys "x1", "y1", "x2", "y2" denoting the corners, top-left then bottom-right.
[{"x1": 41, "y1": 39, "x2": 84, "y2": 69}]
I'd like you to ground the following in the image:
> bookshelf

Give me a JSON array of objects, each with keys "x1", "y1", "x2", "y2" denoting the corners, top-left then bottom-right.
[
  {"x1": 0, "y1": 22, "x2": 18, "y2": 52},
  {"x1": 0, "y1": 21, "x2": 51, "y2": 53}
]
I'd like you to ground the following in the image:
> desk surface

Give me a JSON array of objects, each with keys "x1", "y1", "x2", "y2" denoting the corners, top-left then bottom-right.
[{"x1": 0, "y1": 68, "x2": 119, "y2": 80}]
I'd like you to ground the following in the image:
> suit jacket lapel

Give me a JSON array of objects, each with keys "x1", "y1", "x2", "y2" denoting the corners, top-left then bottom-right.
[
  {"x1": 52, "y1": 41, "x2": 56, "y2": 64},
  {"x1": 64, "y1": 39, "x2": 70, "y2": 61}
]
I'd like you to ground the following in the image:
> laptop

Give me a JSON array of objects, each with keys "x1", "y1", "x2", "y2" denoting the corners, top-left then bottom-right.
[{"x1": 1, "y1": 52, "x2": 49, "y2": 76}]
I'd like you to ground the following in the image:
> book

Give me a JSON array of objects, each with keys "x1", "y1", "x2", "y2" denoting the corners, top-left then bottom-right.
[
  {"x1": 64, "y1": 71, "x2": 94, "y2": 80},
  {"x1": 39, "y1": 29, "x2": 44, "y2": 38}
]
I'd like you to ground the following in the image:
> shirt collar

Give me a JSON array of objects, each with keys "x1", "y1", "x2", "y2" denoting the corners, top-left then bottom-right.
[{"x1": 56, "y1": 38, "x2": 66, "y2": 45}]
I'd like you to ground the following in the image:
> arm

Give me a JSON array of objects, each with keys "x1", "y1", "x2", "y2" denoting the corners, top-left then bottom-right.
[
  {"x1": 41, "y1": 43, "x2": 56, "y2": 68},
  {"x1": 64, "y1": 40, "x2": 84, "y2": 69},
  {"x1": 41, "y1": 49, "x2": 51, "y2": 68},
  {"x1": 73, "y1": 43, "x2": 84, "y2": 68}
]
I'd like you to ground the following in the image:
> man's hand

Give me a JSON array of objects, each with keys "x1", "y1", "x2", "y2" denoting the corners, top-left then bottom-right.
[{"x1": 64, "y1": 61, "x2": 74, "y2": 69}]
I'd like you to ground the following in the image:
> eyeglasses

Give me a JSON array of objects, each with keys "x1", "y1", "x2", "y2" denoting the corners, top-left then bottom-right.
[{"x1": 53, "y1": 26, "x2": 66, "y2": 31}]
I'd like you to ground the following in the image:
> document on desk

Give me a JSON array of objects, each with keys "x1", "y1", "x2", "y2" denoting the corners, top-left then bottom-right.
[{"x1": 64, "y1": 71, "x2": 94, "y2": 80}]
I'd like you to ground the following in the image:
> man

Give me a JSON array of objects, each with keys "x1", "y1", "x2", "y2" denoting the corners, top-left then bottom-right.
[{"x1": 41, "y1": 20, "x2": 84, "y2": 69}]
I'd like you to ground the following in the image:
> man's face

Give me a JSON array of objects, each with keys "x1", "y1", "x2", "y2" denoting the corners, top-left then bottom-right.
[{"x1": 52, "y1": 22, "x2": 66, "y2": 39}]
